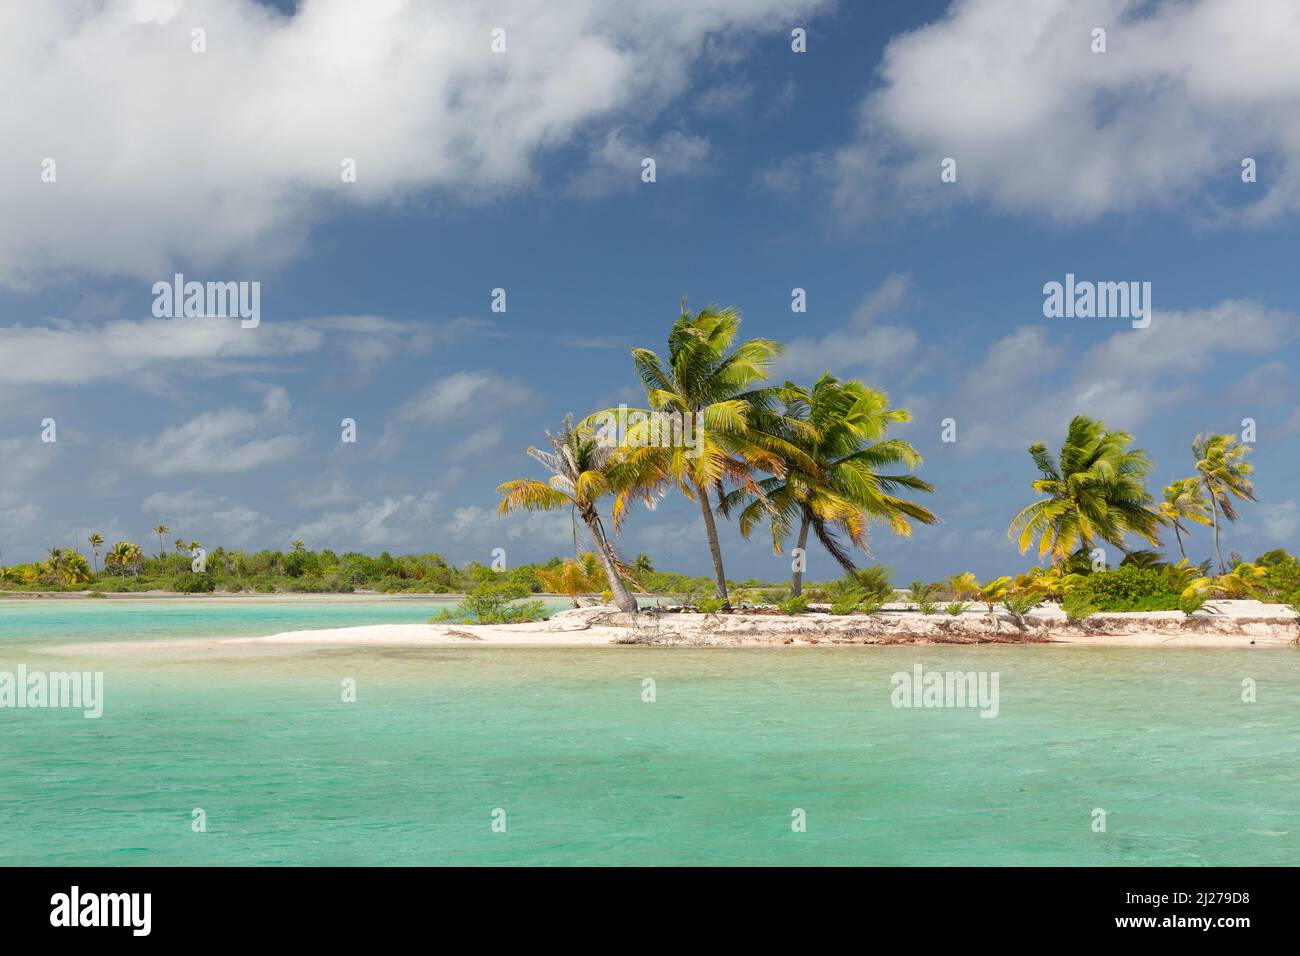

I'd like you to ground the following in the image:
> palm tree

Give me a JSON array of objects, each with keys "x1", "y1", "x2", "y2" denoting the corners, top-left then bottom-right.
[
  {"x1": 1008, "y1": 415, "x2": 1160, "y2": 563},
  {"x1": 722, "y1": 374, "x2": 938, "y2": 596},
  {"x1": 1154, "y1": 478, "x2": 1212, "y2": 561},
  {"x1": 106, "y1": 541, "x2": 135, "y2": 578},
  {"x1": 88, "y1": 533, "x2": 103, "y2": 574},
  {"x1": 587, "y1": 301, "x2": 814, "y2": 608},
  {"x1": 534, "y1": 552, "x2": 605, "y2": 607},
  {"x1": 291, "y1": 540, "x2": 306, "y2": 552},
  {"x1": 153, "y1": 524, "x2": 170, "y2": 560},
  {"x1": 128, "y1": 543, "x2": 144, "y2": 577},
  {"x1": 55, "y1": 550, "x2": 92, "y2": 585},
  {"x1": 498, "y1": 416, "x2": 657, "y2": 615},
  {"x1": 173, "y1": 538, "x2": 186, "y2": 554},
  {"x1": 42, "y1": 548, "x2": 65, "y2": 587},
  {"x1": 1192, "y1": 433, "x2": 1256, "y2": 573}
]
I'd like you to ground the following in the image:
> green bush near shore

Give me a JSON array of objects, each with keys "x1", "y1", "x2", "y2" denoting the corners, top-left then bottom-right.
[
  {"x1": 1067, "y1": 565, "x2": 1182, "y2": 612},
  {"x1": 429, "y1": 581, "x2": 547, "y2": 625},
  {"x1": 170, "y1": 573, "x2": 216, "y2": 593}
]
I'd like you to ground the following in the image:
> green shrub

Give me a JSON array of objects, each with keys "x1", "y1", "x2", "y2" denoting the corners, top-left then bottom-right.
[
  {"x1": 828, "y1": 595, "x2": 886, "y2": 615},
  {"x1": 778, "y1": 594, "x2": 810, "y2": 615},
  {"x1": 1062, "y1": 592, "x2": 1097, "y2": 621},
  {"x1": 1071, "y1": 565, "x2": 1181, "y2": 612},
  {"x1": 848, "y1": 565, "x2": 894, "y2": 603},
  {"x1": 695, "y1": 597, "x2": 728, "y2": 614},
  {"x1": 1002, "y1": 593, "x2": 1039, "y2": 616},
  {"x1": 429, "y1": 580, "x2": 547, "y2": 625},
  {"x1": 943, "y1": 601, "x2": 966, "y2": 616},
  {"x1": 823, "y1": 565, "x2": 893, "y2": 614},
  {"x1": 170, "y1": 573, "x2": 216, "y2": 593},
  {"x1": 908, "y1": 580, "x2": 939, "y2": 615},
  {"x1": 1256, "y1": 549, "x2": 1300, "y2": 597},
  {"x1": 735, "y1": 587, "x2": 786, "y2": 606}
]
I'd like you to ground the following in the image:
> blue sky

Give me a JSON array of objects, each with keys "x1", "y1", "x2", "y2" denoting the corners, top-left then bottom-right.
[{"x1": 2, "y1": 0, "x2": 1298, "y2": 581}]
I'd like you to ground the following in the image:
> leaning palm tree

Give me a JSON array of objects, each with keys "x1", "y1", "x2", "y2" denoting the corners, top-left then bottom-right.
[
  {"x1": 1154, "y1": 478, "x2": 1213, "y2": 561},
  {"x1": 88, "y1": 533, "x2": 104, "y2": 574},
  {"x1": 1008, "y1": 415, "x2": 1160, "y2": 563},
  {"x1": 585, "y1": 301, "x2": 814, "y2": 608},
  {"x1": 722, "y1": 374, "x2": 938, "y2": 596},
  {"x1": 1192, "y1": 433, "x2": 1256, "y2": 573},
  {"x1": 153, "y1": 524, "x2": 170, "y2": 560},
  {"x1": 498, "y1": 415, "x2": 657, "y2": 615}
]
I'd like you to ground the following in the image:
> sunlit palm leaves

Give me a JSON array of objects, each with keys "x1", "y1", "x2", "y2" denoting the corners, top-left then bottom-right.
[
  {"x1": 721, "y1": 373, "x2": 937, "y2": 593},
  {"x1": 1192, "y1": 432, "x2": 1256, "y2": 572},
  {"x1": 1008, "y1": 415, "x2": 1159, "y2": 562},
  {"x1": 1154, "y1": 478, "x2": 1213, "y2": 561},
  {"x1": 498, "y1": 415, "x2": 657, "y2": 614},
  {"x1": 586, "y1": 301, "x2": 815, "y2": 606}
]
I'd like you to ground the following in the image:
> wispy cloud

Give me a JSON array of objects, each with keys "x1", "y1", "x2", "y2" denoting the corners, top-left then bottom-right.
[{"x1": 133, "y1": 387, "x2": 303, "y2": 475}]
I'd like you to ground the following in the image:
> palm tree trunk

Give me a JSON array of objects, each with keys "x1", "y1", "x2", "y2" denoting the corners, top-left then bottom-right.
[
  {"x1": 790, "y1": 511, "x2": 811, "y2": 597},
  {"x1": 1207, "y1": 486, "x2": 1225, "y2": 573},
  {"x1": 580, "y1": 508, "x2": 638, "y2": 615},
  {"x1": 695, "y1": 483, "x2": 730, "y2": 608},
  {"x1": 1172, "y1": 521, "x2": 1186, "y2": 561}
]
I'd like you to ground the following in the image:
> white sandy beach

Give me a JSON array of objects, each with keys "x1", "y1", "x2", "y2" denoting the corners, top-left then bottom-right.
[{"x1": 42, "y1": 601, "x2": 1299, "y2": 655}]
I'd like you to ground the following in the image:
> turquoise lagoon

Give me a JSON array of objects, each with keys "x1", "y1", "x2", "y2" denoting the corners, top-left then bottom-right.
[{"x1": 0, "y1": 597, "x2": 1295, "y2": 866}]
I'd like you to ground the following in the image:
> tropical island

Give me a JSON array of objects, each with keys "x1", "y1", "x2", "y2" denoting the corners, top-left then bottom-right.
[{"x1": 5, "y1": 303, "x2": 1299, "y2": 647}]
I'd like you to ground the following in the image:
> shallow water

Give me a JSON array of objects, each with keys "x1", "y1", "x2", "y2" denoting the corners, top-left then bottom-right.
[{"x1": 1, "y1": 599, "x2": 1296, "y2": 865}]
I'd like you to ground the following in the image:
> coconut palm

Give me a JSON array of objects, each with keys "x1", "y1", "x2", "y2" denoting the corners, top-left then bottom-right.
[
  {"x1": 586, "y1": 302, "x2": 814, "y2": 608},
  {"x1": 1182, "y1": 562, "x2": 1267, "y2": 602},
  {"x1": 106, "y1": 541, "x2": 137, "y2": 578},
  {"x1": 721, "y1": 374, "x2": 937, "y2": 596},
  {"x1": 1155, "y1": 478, "x2": 1213, "y2": 561},
  {"x1": 41, "y1": 548, "x2": 64, "y2": 587},
  {"x1": 1192, "y1": 433, "x2": 1256, "y2": 573},
  {"x1": 152, "y1": 524, "x2": 170, "y2": 560},
  {"x1": 1016, "y1": 564, "x2": 1084, "y2": 602},
  {"x1": 947, "y1": 572, "x2": 981, "y2": 600},
  {"x1": 174, "y1": 538, "x2": 186, "y2": 554},
  {"x1": 88, "y1": 533, "x2": 103, "y2": 574},
  {"x1": 534, "y1": 552, "x2": 605, "y2": 608},
  {"x1": 55, "y1": 550, "x2": 92, "y2": 585},
  {"x1": 498, "y1": 415, "x2": 658, "y2": 615},
  {"x1": 1008, "y1": 415, "x2": 1159, "y2": 563}
]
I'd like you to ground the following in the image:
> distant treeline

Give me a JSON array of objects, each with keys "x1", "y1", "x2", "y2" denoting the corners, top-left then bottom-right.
[{"x1": 0, "y1": 542, "x2": 778, "y2": 596}]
